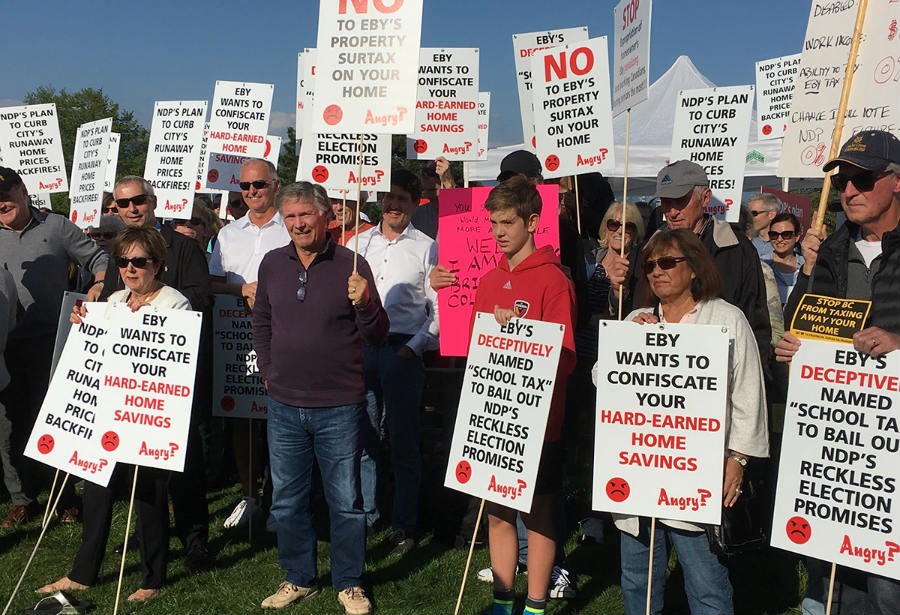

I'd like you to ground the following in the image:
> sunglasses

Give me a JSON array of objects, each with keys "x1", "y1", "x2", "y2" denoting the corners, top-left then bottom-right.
[
  {"x1": 606, "y1": 218, "x2": 637, "y2": 234},
  {"x1": 296, "y1": 269, "x2": 308, "y2": 302},
  {"x1": 750, "y1": 210, "x2": 770, "y2": 217},
  {"x1": 89, "y1": 231, "x2": 117, "y2": 240},
  {"x1": 114, "y1": 194, "x2": 152, "y2": 209},
  {"x1": 238, "y1": 180, "x2": 272, "y2": 191},
  {"x1": 642, "y1": 256, "x2": 687, "y2": 274},
  {"x1": 174, "y1": 218, "x2": 204, "y2": 226},
  {"x1": 115, "y1": 256, "x2": 155, "y2": 269},
  {"x1": 769, "y1": 230, "x2": 798, "y2": 241},
  {"x1": 831, "y1": 169, "x2": 891, "y2": 192}
]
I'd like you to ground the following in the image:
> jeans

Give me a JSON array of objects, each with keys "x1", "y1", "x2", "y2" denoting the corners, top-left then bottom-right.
[
  {"x1": 620, "y1": 521, "x2": 732, "y2": 615},
  {"x1": 267, "y1": 399, "x2": 366, "y2": 590},
  {"x1": 360, "y1": 344, "x2": 424, "y2": 532}
]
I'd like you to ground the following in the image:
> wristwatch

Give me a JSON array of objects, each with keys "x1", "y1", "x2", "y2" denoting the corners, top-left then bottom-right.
[{"x1": 728, "y1": 454, "x2": 748, "y2": 467}]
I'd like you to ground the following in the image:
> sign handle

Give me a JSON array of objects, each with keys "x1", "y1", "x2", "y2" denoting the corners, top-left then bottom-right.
[
  {"x1": 0, "y1": 473, "x2": 71, "y2": 615},
  {"x1": 574, "y1": 175, "x2": 582, "y2": 235},
  {"x1": 645, "y1": 516, "x2": 657, "y2": 615},
  {"x1": 113, "y1": 467, "x2": 140, "y2": 615},
  {"x1": 824, "y1": 561, "x2": 837, "y2": 615},
  {"x1": 814, "y1": 0, "x2": 868, "y2": 231},
  {"x1": 353, "y1": 134, "x2": 364, "y2": 273},
  {"x1": 41, "y1": 469, "x2": 61, "y2": 528},
  {"x1": 453, "y1": 497, "x2": 486, "y2": 615},
  {"x1": 617, "y1": 108, "x2": 632, "y2": 319},
  {"x1": 248, "y1": 419, "x2": 254, "y2": 546},
  {"x1": 341, "y1": 193, "x2": 348, "y2": 246}
]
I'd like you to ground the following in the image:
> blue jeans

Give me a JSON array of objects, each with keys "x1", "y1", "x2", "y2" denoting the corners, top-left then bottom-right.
[
  {"x1": 360, "y1": 344, "x2": 424, "y2": 532},
  {"x1": 267, "y1": 399, "x2": 366, "y2": 590},
  {"x1": 620, "y1": 521, "x2": 732, "y2": 615}
]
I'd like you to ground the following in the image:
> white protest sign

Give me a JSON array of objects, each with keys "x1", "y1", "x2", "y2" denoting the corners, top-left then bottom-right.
[
  {"x1": 772, "y1": 340, "x2": 900, "y2": 580},
  {"x1": 444, "y1": 313, "x2": 564, "y2": 513},
  {"x1": 407, "y1": 48, "x2": 480, "y2": 161},
  {"x1": 298, "y1": 131, "x2": 390, "y2": 193},
  {"x1": 204, "y1": 136, "x2": 281, "y2": 192},
  {"x1": 476, "y1": 92, "x2": 491, "y2": 161},
  {"x1": 779, "y1": 0, "x2": 900, "y2": 177},
  {"x1": 25, "y1": 305, "x2": 114, "y2": 487},
  {"x1": 212, "y1": 295, "x2": 268, "y2": 419},
  {"x1": 207, "y1": 81, "x2": 274, "y2": 158},
  {"x1": 28, "y1": 192, "x2": 51, "y2": 210},
  {"x1": 531, "y1": 37, "x2": 616, "y2": 179},
  {"x1": 144, "y1": 100, "x2": 207, "y2": 218},
  {"x1": 297, "y1": 49, "x2": 317, "y2": 136},
  {"x1": 513, "y1": 27, "x2": 589, "y2": 149},
  {"x1": 592, "y1": 321, "x2": 729, "y2": 524},
  {"x1": 194, "y1": 124, "x2": 210, "y2": 190},
  {"x1": 0, "y1": 103, "x2": 68, "y2": 193},
  {"x1": 612, "y1": 0, "x2": 652, "y2": 117},
  {"x1": 313, "y1": 0, "x2": 423, "y2": 134},
  {"x1": 755, "y1": 53, "x2": 801, "y2": 141},
  {"x1": 671, "y1": 85, "x2": 754, "y2": 222},
  {"x1": 95, "y1": 304, "x2": 201, "y2": 472},
  {"x1": 69, "y1": 117, "x2": 112, "y2": 229},
  {"x1": 104, "y1": 132, "x2": 120, "y2": 192},
  {"x1": 51, "y1": 291, "x2": 87, "y2": 377}
]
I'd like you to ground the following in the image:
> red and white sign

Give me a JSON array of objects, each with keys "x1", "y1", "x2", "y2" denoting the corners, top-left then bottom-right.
[
  {"x1": 204, "y1": 136, "x2": 281, "y2": 192},
  {"x1": 755, "y1": 53, "x2": 800, "y2": 141},
  {"x1": 0, "y1": 103, "x2": 68, "y2": 194},
  {"x1": 296, "y1": 49, "x2": 317, "y2": 136},
  {"x1": 298, "y1": 131, "x2": 390, "y2": 193},
  {"x1": 531, "y1": 37, "x2": 616, "y2": 178},
  {"x1": 772, "y1": 340, "x2": 900, "y2": 580},
  {"x1": 207, "y1": 80, "x2": 274, "y2": 158},
  {"x1": 212, "y1": 295, "x2": 267, "y2": 420},
  {"x1": 69, "y1": 117, "x2": 112, "y2": 230},
  {"x1": 592, "y1": 321, "x2": 729, "y2": 524},
  {"x1": 444, "y1": 313, "x2": 564, "y2": 513},
  {"x1": 612, "y1": 0, "x2": 652, "y2": 117},
  {"x1": 476, "y1": 92, "x2": 491, "y2": 161},
  {"x1": 407, "y1": 48, "x2": 480, "y2": 161},
  {"x1": 313, "y1": 0, "x2": 423, "y2": 134}
]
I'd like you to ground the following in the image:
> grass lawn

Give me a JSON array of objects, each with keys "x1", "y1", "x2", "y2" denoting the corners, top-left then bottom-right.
[{"x1": 0, "y1": 484, "x2": 805, "y2": 614}]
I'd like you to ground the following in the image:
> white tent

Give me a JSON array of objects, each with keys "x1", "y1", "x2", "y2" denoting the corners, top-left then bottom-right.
[{"x1": 467, "y1": 55, "x2": 787, "y2": 195}]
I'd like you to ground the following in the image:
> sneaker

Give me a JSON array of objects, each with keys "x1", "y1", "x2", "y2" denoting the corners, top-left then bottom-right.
[
  {"x1": 223, "y1": 497, "x2": 259, "y2": 529},
  {"x1": 185, "y1": 544, "x2": 212, "y2": 573},
  {"x1": 261, "y1": 581, "x2": 319, "y2": 609},
  {"x1": 337, "y1": 586, "x2": 372, "y2": 615},
  {"x1": 388, "y1": 529, "x2": 415, "y2": 556},
  {"x1": 476, "y1": 563, "x2": 526, "y2": 583},
  {"x1": 549, "y1": 566, "x2": 576, "y2": 599}
]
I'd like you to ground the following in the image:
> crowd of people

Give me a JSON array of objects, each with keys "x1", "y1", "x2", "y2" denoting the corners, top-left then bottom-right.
[{"x1": 0, "y1": 128, "x2": 897, "y2": 615}]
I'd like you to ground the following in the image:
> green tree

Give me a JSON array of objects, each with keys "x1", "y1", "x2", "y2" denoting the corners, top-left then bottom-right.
[
  {"x1": 277, "y1": 126, "x2": 299, "y2": 186},
  {"x1": 23, "y1": 86, "x2": 150, "y2": 212}
]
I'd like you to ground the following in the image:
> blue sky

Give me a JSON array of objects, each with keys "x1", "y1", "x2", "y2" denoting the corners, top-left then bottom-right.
[{"x1": 2, "y1": 0, "x2": 810, "y2": 147}]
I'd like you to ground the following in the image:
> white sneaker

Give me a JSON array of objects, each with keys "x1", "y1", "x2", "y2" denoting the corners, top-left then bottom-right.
[
  {"x1": 549, "y1": 566, "x2": 576, "y2": 599},
  {"x1": 476, "y1": 563, "x2": 525, "y2": 583},
  {"x1": 223, "y1": 497, "x2": 259, "y2": 529}
]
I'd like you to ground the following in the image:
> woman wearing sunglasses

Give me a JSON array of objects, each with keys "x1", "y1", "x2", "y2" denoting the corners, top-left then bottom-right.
[
  {"x1": 763, "y1": 213, "x2": 804, "y2": 306},
  {"x1": 39, "y1": 227, "x2": 190, "y2": 602},
  {"x1": 594, "y1": 229, "x2": 768, "y2": 615}
]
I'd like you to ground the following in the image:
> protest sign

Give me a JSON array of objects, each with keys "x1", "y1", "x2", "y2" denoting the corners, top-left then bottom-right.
[
  {"x1": 296, "y1": 49, "x2": 317, "y2": 136},
  {"x1": 28, "y1": 192, "x2": 51, "y2": 210},
  {"x1": 762, "y1": 186, "x2": 812, "y2": 234},
  {"x1": 313, "y1": 0, "x2": 423, "y2": 133},
  {"x1": 407, "y1": 48, "x2": 480, "y2": 161},
  {"x1": 207, "y1": 80, "x2": 274, "y2": 158},
  {"x1": 444, "y1": 313, "x2": 564, "y2": 513},
  {"x1": 779, "y1": 0, "x2": 900, "y2": 178},
  {"x1": 513, "y1": 27, "x2": 589, "y2": 149},
  {"x1": 612, "y1": 0, "x2": 651, "y2": 117},
  {"x1": 298, "y1": 131, "x2": 390, "y2": 193},
  {"x1": 144, "y1": 100, "x2": 207, "y2": 218},
  {"x1": 592, "y1": 321, "x2": 729, "y2": 524},
  {"x1": 104, "y1": 132, "x2": 120, "y2": 192},
  {"x1": 772, "y1": 340, "x2": 900, "y2": 580},
  {"x1": 755, "y1": 53, "x2": 801, "y2": 141},
  {"x1": 212, "y1": 295, "x2": 267, "y2": 419},
  {"x1": 0, "y1": 103, "x2": 68, "y2": 194},
  {"x1": 436, "y1": 186, "x2": 560, "y2": 356},
  {"x1": 531, "y1": 37, "x2": 616, "y2": 178},
  {"x1": 51, "y1": 291, "x2": 87, "y2": 377},
  {"x1": 69, "y1": 117, "x2": 112, "y2": 230},
  {"x1": 671, "y1": 85, "x2": 754, "y2": 222},
  {"x1": 476, "y1": 92, "x2": 490, "y2": 161},
  {"x1": 204, "y1": 136, "x2": 281, "y2": 192},
  {"x1": 25, "y1": 305, "x2": 114, "y2": 487},
  {"x1": 789, "y1": 294, "x2": 871, "y2": 343},
  {"x1": 194, "y1": 124, "x2": 210, "y2": 191},
  {"x1": 95, "y1": 304, "x2": 201, "y2": 472}
]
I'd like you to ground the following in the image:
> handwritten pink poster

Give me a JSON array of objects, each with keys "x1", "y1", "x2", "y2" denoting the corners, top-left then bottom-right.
[{"x1": 437, "y1": 185, "x2": 560, "y2": 356}]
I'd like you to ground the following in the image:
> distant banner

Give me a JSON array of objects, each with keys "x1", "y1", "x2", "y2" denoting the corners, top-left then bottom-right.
[
  {"x1": 144, "y1": 100, "x2": 207, "y2": 217},
  {"x1": 212, "y1": 295, "x2": 268, "y2": 419},
  {"x1": 612, "y1": 0, "x2": 652, "y2": 117},
  {"x1": 69, "y1": 118, "x2": 112, "y2": 229},
  {"x1": 755, "y1": 53, "x2": 800, "y2": 141},
  {"x1": 207, "y1": 81, "x2": 274, "y2": 158},
  {"x1": 0, "y1": 103, "x2": 68, "y2": 194}
]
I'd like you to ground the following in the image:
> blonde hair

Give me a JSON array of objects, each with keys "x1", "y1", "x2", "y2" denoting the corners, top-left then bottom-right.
[{"x1": 598, "y1": 201, "x2": 646, "y2": 249}]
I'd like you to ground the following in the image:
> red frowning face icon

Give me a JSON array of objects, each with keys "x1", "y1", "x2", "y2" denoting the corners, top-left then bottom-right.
[
  {"x1": 37, "y1": 434, "x2": 55, "y2": 454},
  {"x1": 311, "y1": 165, "x2": 329, "y2": 183},
  {"x1": 544, "y1": 155, "x2": 560, "y2": 172},
  {"x1": 220, "y1": 396, "x2": 235, "y2": 412},
  {"x1": 323, "y1": 104, "x2": 343, "y2": 126},
  {"x1": 101, "y1": 431, "x2": 120, "y2": 452},
  {"x1": 413, "y1": 139, "x2": 428, "y2": 154},
  {"x1": 786, "y1": 516, "x2": 811, "y2": 544},
  {"x1": 455, "y1": 460, "x2": 472, "y2": 484},
  {"x1": 606, "y1": 477, "x2": 630, "y2": 502}
]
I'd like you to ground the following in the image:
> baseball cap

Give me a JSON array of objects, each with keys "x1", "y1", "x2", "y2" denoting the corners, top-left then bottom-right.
[
  {"x1": 0, "y1": 167, "x2": 24, "y2": 195},
  {"x1": 656, "y1": 160, "x2": 708, "y2": 198},
  {"x1": 823, "y1": 130, "x2": 900, "y2": 171},
  {"x1": 498, "y1": 150, "x2": 542, "y2": 182}
]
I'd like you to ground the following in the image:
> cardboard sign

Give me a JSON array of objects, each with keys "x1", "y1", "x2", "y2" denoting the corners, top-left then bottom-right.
[
  {"x1": 104, "y1": 132, "x2": 120, "y2": 192},
  {"x1": 436, "y1": 186, "x2": 560, "y2": 356},
  {"x1": 313, "y1": 0, "x2": 423, "y2": 133},
  {"x1": 790, "y1": 294, "x2": 872, "y2": 343},
  {"x1": 207, "y1": 80, "x2": 274, "y2": 158},
  {"x1": 612, "y1": 0, "x2": 652, "y2": 117},
  {"x1": 407, "y1": 48, "x2": 480, "y2": 161},
  {"x1": 204, "y1": 136, "x2": 281, "y2": 192},
  {"x1": 444, "y1": 313, "x2": 564, "y2": 513},
  {"x1": 670, "y1": 86, "x2": 754, "y2": 222},
  {"x1": 592, "y1": 321, "x2": 729, "y2": 524},
  {"x1": 476, "y1": 92, "x2": 491, "y2": 161},
  {"x1": 0, "y1": 103, "x2": 68, "y2": 194},
  {"x1": 212, "y1": 295, "x2": 268, "y2": 419},
  {"x1": 779, "y1": 0, "x2": 900, "y2": 178},
  {"x1": 69, "y1": 117, "x2": 112, "y2": 230},
  {"x1": 24, "y1": 305, "x2": 115, "y2": 487},
  {"x1": 513, "y1": 27, "x2": 589, "y2": 149},
  {"x1": 755, "y1": 53, "x2": 801, "y2": 141},
  {"x1": 144, "y1": 100, "x2": 208, "y2": 217},
  {"x1": 298, "y1": 131, "x2": 390, "y2": 192},
  {"x1": 28, "y1": 192, "x2": 51, "y2": 210},
  {"x1": 772, "y1": 340, "x2": 900, "y2": 580},
  {"x1": 531, "y1": 37, "x2": 616, "y2": 178},
  {"x1": 95, "y1": 304, "x2": 201, "y2": 472}
]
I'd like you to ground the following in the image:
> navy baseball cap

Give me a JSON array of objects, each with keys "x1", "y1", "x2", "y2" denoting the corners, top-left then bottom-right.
[{"x1": 823, "y1": 130, "x2": 900, "y2": 171}]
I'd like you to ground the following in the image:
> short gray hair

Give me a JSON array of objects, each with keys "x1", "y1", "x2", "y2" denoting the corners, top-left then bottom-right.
[
  {"x1": 276, "y1": 181, "x2": 331, "y2": 216},
  {"x1": 115, "y1": 175, "x2": 154, "y2": 196},
  {"x1": 745, "y1": 192, "x2": 782, "y2": 213},
  {"x1": 241, "y1": 158, "x2": 277, "y2": 178}
]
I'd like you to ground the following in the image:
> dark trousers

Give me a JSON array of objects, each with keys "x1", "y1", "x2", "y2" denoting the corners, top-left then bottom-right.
[{"x1": 168, "y1": 421, "x2": 209, "y2": 551}]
